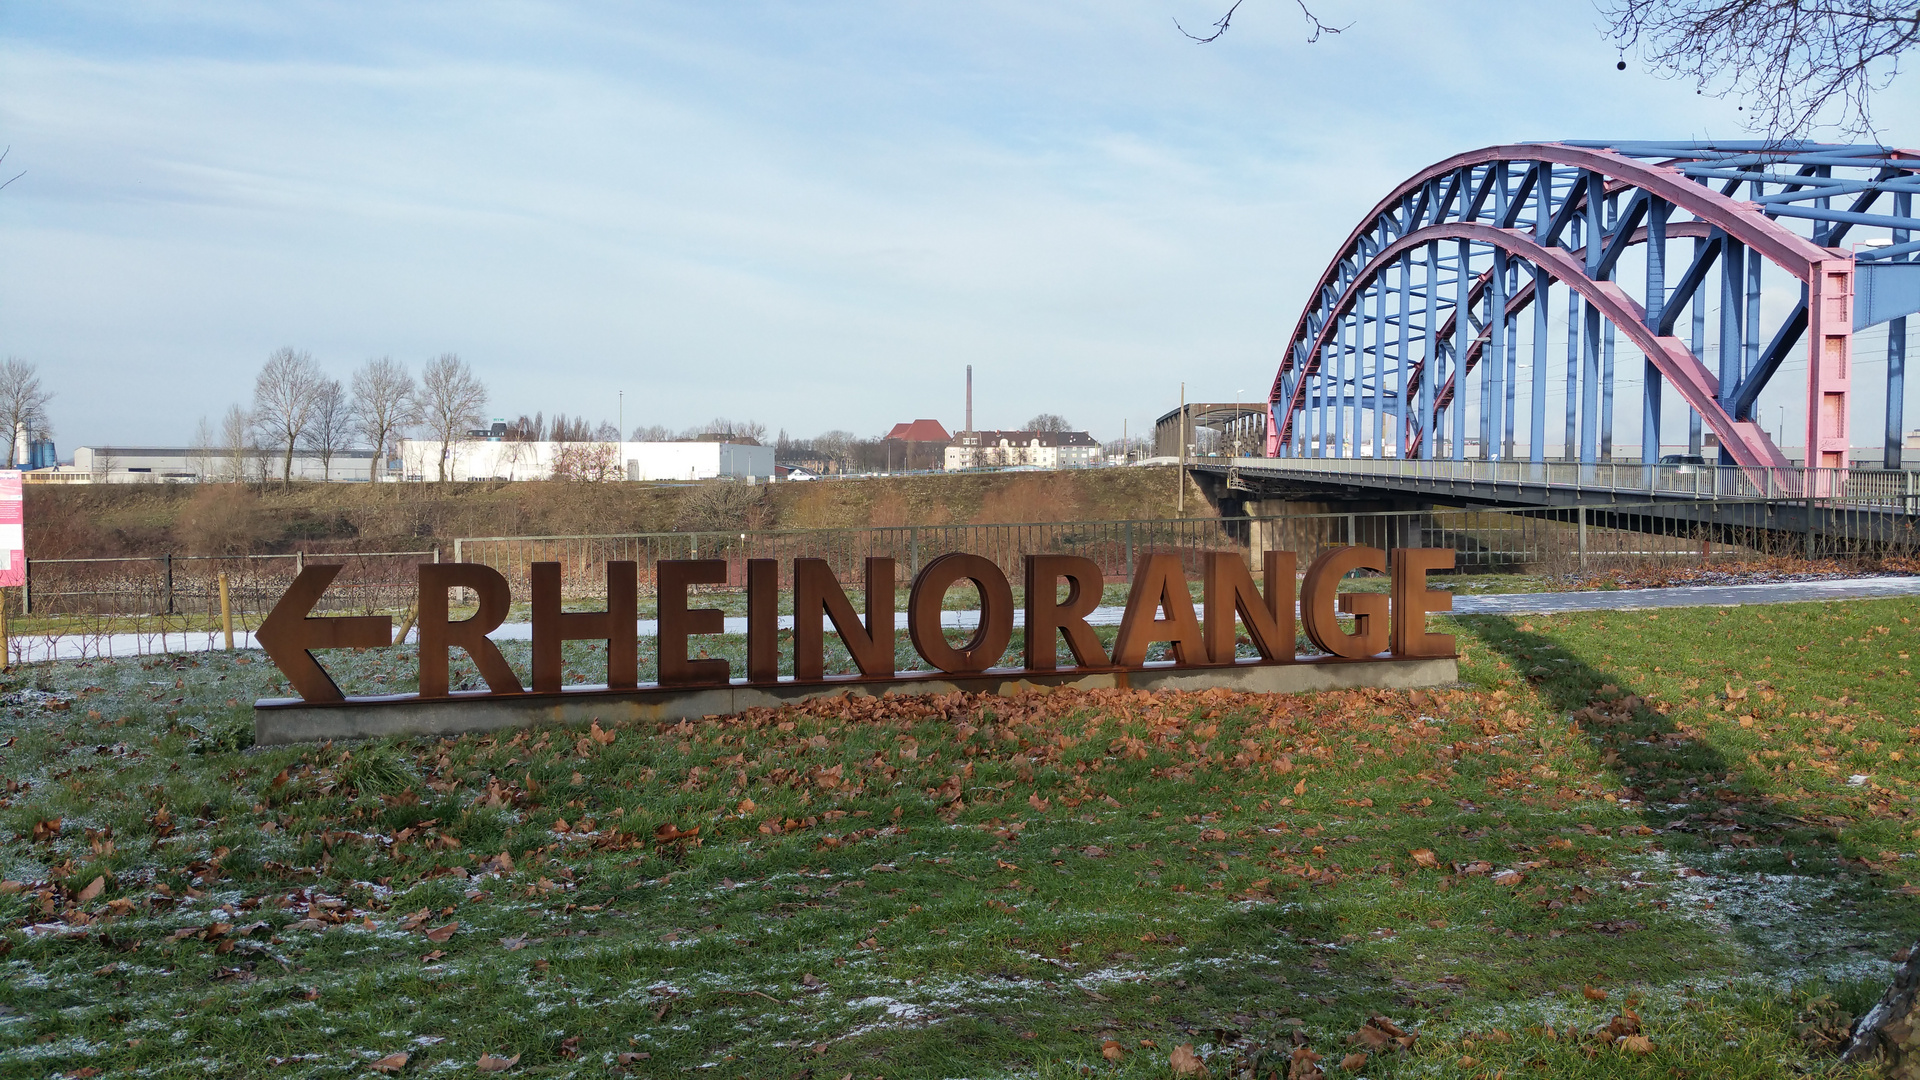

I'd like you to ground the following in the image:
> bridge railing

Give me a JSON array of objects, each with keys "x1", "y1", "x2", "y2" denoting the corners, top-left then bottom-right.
[{"x1": 1232, "y1": 458, "x2": 1920, "y2": 511}]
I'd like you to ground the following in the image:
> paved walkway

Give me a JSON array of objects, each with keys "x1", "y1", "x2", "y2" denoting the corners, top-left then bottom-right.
[
  {"x1": 1447, "y1": 575, "x2": 1920, "y2": 615},
  {"x1": 14, "y1": 577, "x2": 1920, "y2": 663}
]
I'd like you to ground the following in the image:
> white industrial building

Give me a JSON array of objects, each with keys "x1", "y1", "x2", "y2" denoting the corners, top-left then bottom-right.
[
  {"x1": 396, "y1": 439, "x2": 775, "y2": 482},
  {"x1": 69, "y1": 447, "x2": 380, "y2": 483}
]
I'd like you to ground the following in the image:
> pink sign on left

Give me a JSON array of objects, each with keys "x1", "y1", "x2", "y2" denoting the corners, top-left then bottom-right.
[{"x1": 0, "y1": 471, "x2": 23, "y2": 588}]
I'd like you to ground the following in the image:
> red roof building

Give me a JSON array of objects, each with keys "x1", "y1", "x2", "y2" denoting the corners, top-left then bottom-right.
[{"x1": 883, "y1": 419, "x2": 952, "y2": 443}]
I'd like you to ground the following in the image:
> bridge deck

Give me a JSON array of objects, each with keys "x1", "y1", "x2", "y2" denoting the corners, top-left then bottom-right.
[{"x1": 1201, "y1": 457, "x2": 1920, "y2": 513}]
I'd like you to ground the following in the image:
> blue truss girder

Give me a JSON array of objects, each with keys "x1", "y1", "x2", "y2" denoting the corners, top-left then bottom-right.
[{"x1": 1270, "y1": 141, "x2": 1920, "y2": 468}]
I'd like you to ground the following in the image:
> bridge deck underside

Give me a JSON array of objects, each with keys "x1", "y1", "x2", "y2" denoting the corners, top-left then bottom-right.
[{"x1": 1193, "y1": 463, "x2": 1920, "y2": 548}]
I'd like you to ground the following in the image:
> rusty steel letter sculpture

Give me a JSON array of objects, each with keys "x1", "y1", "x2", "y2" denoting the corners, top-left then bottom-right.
[{"x1": 254, "y1": 548, "x2": 1458, "y2": 710}]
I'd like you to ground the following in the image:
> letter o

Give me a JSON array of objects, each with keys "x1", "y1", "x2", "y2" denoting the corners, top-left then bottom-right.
[{"x1": 908, "y1": 553, "x2": 1014, "y2": 674}]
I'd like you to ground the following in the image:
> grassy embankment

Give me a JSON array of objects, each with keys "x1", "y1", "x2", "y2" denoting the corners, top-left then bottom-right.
[
  {"x1": 1, "y1": 597, "x2": 1917, "y2": 1078},
  {"x1": 24, "y1": 469, "x2": 1210, "y2": 560}
]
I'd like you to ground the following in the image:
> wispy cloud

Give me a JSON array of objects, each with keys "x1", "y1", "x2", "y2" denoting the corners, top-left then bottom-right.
[{"x1": 1, "y1": 0, "x2": 1903, "y2": 446}]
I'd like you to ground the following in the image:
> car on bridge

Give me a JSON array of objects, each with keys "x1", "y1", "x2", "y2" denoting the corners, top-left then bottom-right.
[{"x1": 1658, "y1": 454, "x2": 1709, "y2": 475}]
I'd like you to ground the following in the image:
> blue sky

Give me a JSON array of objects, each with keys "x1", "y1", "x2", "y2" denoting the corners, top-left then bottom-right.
[{"x1": 3, "y1": 1, "x2": 1913, "y2": 450}]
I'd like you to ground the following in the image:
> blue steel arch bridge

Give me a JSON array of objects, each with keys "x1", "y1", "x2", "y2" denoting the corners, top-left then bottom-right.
[{"x1": 1175, "y1": 140, "x2": 1920, "y2": 552}]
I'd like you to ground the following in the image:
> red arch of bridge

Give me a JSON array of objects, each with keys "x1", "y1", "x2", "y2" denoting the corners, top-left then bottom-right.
[{"x1": 1270, "y1": 143, "x2": 1851, "y2": 468}]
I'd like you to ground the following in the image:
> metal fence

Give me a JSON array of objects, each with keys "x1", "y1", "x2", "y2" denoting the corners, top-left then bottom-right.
[
  {"x1": 452, "y1": 499, "x2": 1918, "y2": 601},
  {"x1": 18, "y1": 497, "x2": 1916, "y2": 619},
  {"x1": 19, "y1": 550, "x2": 439, "y2": 617}
]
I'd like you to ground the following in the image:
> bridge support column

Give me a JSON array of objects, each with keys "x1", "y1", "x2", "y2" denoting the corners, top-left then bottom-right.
[
  {"x1": 1643, "y1": 197, "x2": 1668, "y2": 465},
  {"x1": 1889, "y1": 316, "x2": 1908, "y2": 471},
  {"x1": 1806, "y1": 257, "x2": 1854, "y2": 488}
]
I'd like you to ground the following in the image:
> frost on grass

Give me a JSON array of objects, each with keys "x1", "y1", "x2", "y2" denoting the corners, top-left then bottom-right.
[{"x1": 4, "y1": 599, "x2": 1920, "y2": 1076}]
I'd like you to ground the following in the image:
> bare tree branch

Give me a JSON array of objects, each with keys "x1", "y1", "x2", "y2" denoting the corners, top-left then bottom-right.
[
  {"x1": 1176, "y1": 0, "x2": 1348, "y2": 44},
  {"x1": 1604, "y1": 0, "x2": 1920, "y2": 140},
  {"x1": 0, "y1": 147, "x2": 21, "y2": 194},
  {"x1": 252, "y1": 347, "x2": 324, "y2": 487}
]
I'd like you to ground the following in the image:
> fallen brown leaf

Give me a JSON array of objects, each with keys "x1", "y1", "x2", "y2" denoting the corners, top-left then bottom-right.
[
  {"x1": 419, "y1": 950, "x2": 446, "y2": 963},
  {"x1": 1409, "y1": 849, "x2": 1438, "y2": 869},
  {"x1": 76, "y1": 875, "x2": 106, "y2": 905},
  {"x1": 475, "y1": 1052, "x2": 519, "y2": 1072},
  {"x1": 1101, "y1": 1039, "x2": 1125, "y2": 1062},
  {"x1": 1338, "y1": 1051, "x2": 1368, "y2": 1071},
  {"x1": 1583, "y1": 985, "x2": 1610, "y2": 1001},
  {"x1": 1169, "y1": 1042, "x2": 1207, "y2": 1076},
  {"x1": 367, "y1": 1051, "x2": 409, "y2": 1073},
  {"x1": 1621, "y1": 1035, "x2": 1654, "y2": 1054},
  {"x1": 423, "y1": 922, "x2": 458, "y2": 943}
]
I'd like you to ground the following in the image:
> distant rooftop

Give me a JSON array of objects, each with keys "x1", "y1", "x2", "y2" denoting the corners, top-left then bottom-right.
[{"x1": 884, "y1": 419, "x2": 951, "y2": 442}]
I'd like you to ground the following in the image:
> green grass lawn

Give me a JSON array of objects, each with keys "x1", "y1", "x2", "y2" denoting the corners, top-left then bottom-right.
[{"x1": 1, "y1": 597, "x2": 1918, "y2": 1078}]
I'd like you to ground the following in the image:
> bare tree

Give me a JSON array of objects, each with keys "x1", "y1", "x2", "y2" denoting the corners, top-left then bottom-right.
[
  {"x1": 551, "y1": 442, "x2": 623, "y2": 482},
  {"x1": 1024, "y1": 413, "x2": 1072, "y2": 432},
  {"x1": 630, "y1": 423, "x2": 675, "y2": 441},
  {"x1": 549, "y1": 413, "x2": 593, "y2": 442},
  {"x1": 0, "y1": 357, "x2": 52, "y2": 467},
  {"x1": 415, "y1": 353, "x2": 488, "y2": 482},
  {"x1": 302, "y1": 378, "x2": 349, "y2": 481},
  {"x1": 814, "y1": 429, "x2": 855, "y2": 473},
  {"x1": 220, "y1": 405, "x2": 252, "y2": 482},
  {"x1": 1605, "y1": 0, "x2": 1920, "y2": 138},
  {"x1": 350, "y1": 356, "x2": 418, "y2": 481},
  {"x1": 189, "y1": 416, "x2": 217, "y2": 481},
  {"x1": 506, "y1": 412, "x2": 545, "y2": 441},
  {"x1": 252, "y1": 347, "x2": 324, "y2": 486},
  {"x1": 701, "y1": 417, "x2": 768, "y2": 442}
]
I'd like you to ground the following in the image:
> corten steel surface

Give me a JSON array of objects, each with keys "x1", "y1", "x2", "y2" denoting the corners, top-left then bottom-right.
[
  {"x1": 657, "y1": 560, "x2": 728, "y2": 687},
  {"x1": 795, "y1": 557, "x2": 895, "y2": 680},
  {"x1": 254, "y1": 553, "x2": 1468, "y2": 743},
  {"x1": 1301, "y1": 546, "x2": 1389, "y2": 659},
  {"x1": 254, "y1": 565, "x2": 392, "y2": 703},
  {"x1": 1202, "y1": 551, "x2": 1295, "y2": 665},
  {"x1": 1267, "y1": 141, "x2": 1920, "y2": 482},
  {"x1": 1110, "y1": 554, "x2": 1207, "y2": 668},
  {"x1": 1023, "y1": 555, "x2": 1111, "y2": 672},
  {"x1": 417, "y1": 563, "x2": 522, "y2": 696},
  {"x1": 746, "y1": 559, "x2": 779, "y2": 683},
  {"x1": 531, "y1": 561, "x2": 638, "y2": 692},
  {"x1": 907, "y1": 553, "x2": 1015, "y2": 674},
  {"x1": 1390, "y1": 548, "x2": 1456, "y2": 657}
]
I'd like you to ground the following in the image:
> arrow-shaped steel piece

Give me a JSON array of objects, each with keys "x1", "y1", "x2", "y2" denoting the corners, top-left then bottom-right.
[{"x1": 257, "y1": 565, "x2": 393, "y2": 702}]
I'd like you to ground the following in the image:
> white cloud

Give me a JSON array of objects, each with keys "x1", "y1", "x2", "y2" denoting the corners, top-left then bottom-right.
[{"x1": 0, "y1": 0, "x2": 1908, "y2": 447}]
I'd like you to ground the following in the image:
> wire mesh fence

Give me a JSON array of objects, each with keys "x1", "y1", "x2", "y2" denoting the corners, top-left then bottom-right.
[
  {"x1": 19, "y1": 551, "x2": 439, "y2": 617},
  {"x1": 14, "y1": 495, "x2": 1915, "y2": 619},
  {"x1": 451, "y1": 499, "x2": 1920, "y2": 601}
]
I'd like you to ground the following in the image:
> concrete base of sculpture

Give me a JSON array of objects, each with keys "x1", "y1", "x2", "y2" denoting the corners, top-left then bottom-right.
[{"x1": 252, "y1": 655, "x2": 1458, "y2": 744}]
